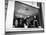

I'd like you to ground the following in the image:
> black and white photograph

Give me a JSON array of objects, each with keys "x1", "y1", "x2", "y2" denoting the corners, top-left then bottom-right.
[{"x1": 5, "y1": 0, "x2": 45, "y2": 35}]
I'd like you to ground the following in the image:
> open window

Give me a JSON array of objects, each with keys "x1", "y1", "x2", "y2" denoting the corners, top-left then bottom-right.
[{"x1": 6, "y1": 0, "x2": 44, "y2": 32}]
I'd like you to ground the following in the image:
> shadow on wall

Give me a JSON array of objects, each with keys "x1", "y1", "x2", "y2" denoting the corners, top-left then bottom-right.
[{"x1": 5, "y1": 33, "x2": 24, "y2": 35}]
